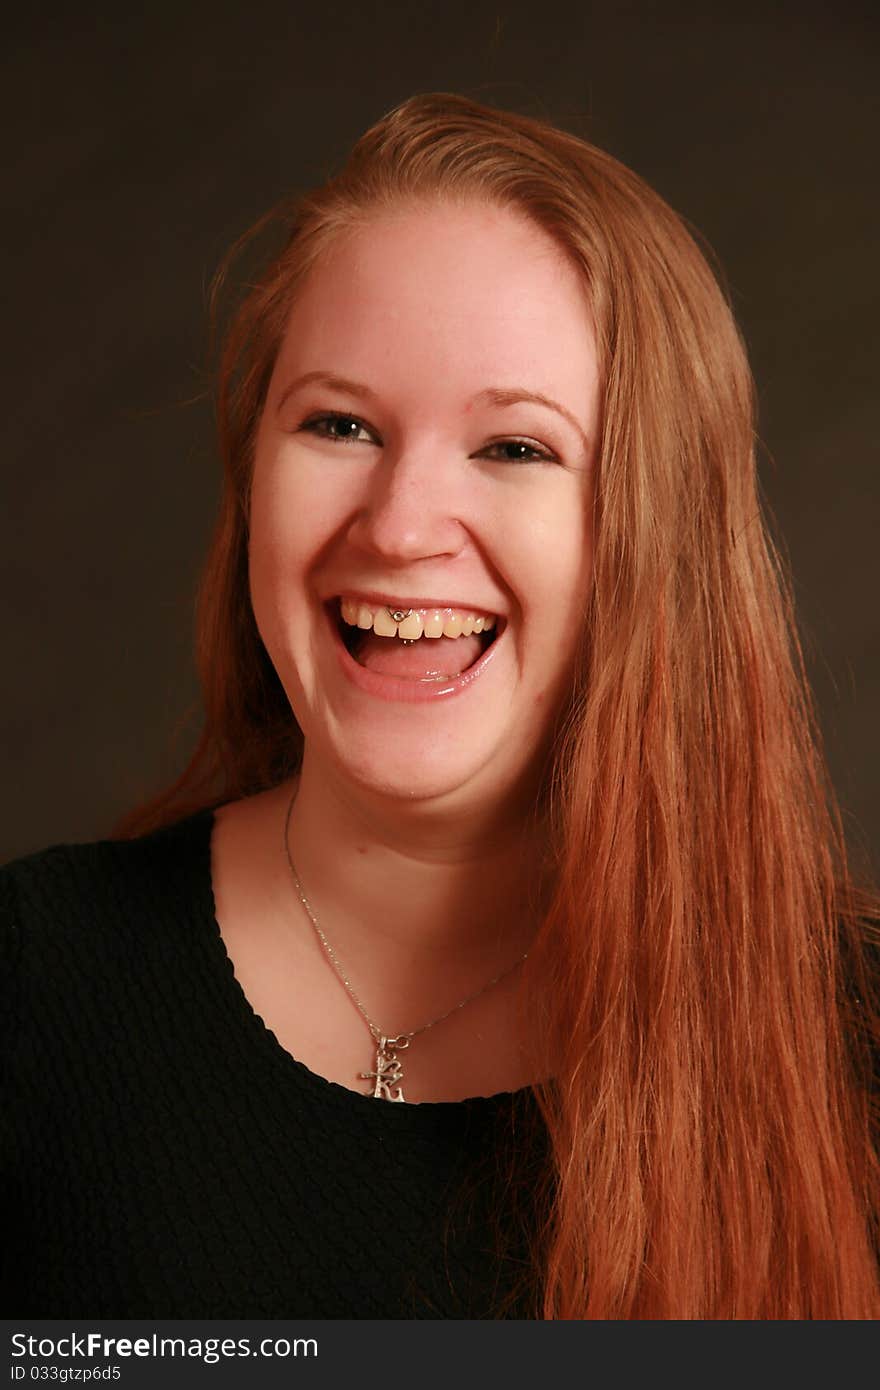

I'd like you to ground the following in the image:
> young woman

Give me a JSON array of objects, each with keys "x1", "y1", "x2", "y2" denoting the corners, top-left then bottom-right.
[{"x1": 2, "y1": 93, "x2": 877, "y2": 1319}]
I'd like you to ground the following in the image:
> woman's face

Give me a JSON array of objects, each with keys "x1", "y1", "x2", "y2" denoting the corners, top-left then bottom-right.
[{"x1": 249, "y1": 199, "x2": 599, "y2": 815}]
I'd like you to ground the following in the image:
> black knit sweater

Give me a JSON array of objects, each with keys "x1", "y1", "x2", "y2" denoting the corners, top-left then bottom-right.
[{"x1": 0, "y1": 812, "x2": 546, "y2": 1318}]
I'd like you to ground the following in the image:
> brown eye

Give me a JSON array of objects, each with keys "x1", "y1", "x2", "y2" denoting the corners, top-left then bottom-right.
[
  {"x1": 300, "y1": 413, "x2": 378, "y2": 444},
  {"x1": 477, "y1": 438, "x2": 556, "y2": 464}
]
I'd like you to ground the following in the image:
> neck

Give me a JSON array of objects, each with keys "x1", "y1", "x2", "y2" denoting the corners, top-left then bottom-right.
[{"x1": 284, "y1": 749, "x2": 552, "y2": 970}]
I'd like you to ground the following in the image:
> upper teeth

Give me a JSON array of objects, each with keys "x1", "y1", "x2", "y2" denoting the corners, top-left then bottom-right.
[{"x1": 340, "y1": 598, "x2": 497, "y2": 640}]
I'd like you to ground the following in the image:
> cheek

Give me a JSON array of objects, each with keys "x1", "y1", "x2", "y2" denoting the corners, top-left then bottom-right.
[
  {"x1": 248, "y1": 509, "x2": 295, "y2": 623},
  {"x1": 247, "y1": 452, "x2": 362, "y2": 697},
  {"x1": 247, "y1": 469, "x2": 312, "y2": 655},
  {"x1": 248, "y1": 451, "x2": 338, "y2": 590},
  {"x1": 511, "y1": 488, "x2": 593, "y2": 690},
  {"x1": 511, "y1": 486, "x2": 594, "y2": 613}
]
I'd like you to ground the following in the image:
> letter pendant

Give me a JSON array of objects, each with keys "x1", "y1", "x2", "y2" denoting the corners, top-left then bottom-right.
[{"x1": 360, "y1": 1034, "x2": 409, "y2": 1102}]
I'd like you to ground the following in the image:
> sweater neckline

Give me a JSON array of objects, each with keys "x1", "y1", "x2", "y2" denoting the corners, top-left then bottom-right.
[{"x1": 182, "y1": 806, "x2": 538, "y2": 1122}]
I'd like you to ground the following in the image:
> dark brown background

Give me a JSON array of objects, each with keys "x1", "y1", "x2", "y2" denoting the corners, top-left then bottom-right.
[{"x1": 3, "y1": 1, "x2": 877, "y2": 874}]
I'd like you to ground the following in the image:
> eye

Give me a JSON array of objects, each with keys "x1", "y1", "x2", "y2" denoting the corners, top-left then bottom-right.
[
  {"x1": 298, "y1": 412, "x2": 380, "y2": 445},
  {"x1": 475, "y1": 438, "x2": 558, "y2": 465}
]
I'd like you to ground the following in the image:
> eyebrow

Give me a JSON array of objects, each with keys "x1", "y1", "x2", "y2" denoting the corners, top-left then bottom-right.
[
  {"x1": 473, "y1": 387, "x2": 592, "y2": 454},
  {"x1": 277, "y1": 372, "x2": 592, "y2": 453},
  {"x1": 276, "y1": 372, "x2": 379, "y2": 414}
]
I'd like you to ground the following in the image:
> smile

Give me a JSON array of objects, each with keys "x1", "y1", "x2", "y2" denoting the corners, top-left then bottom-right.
[{"x1": 329, "y1": 595, "x2": 503, "y2": 702}]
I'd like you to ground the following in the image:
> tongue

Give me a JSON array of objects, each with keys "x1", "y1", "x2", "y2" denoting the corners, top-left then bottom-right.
[{"x1": 355, "y1": 632, "x2": 483, "y2": 679}]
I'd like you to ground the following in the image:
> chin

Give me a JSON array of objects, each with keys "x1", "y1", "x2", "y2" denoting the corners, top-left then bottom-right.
[{"x1": 321, "y1": 732, "x2": 515, "y2": 809}]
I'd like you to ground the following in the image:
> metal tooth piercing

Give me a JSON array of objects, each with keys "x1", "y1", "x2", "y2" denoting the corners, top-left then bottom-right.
[{"x1": 387, "y1": 607, "x2": 419, "y2": 643}]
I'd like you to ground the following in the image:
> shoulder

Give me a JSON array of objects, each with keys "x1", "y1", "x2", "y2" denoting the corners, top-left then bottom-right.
[
  {"x1": 1, "y1": 811, "x2": 215, "y2": 928},
  {"x1": 0, "y1": 813, "x2": 216, "y2": 1012}
]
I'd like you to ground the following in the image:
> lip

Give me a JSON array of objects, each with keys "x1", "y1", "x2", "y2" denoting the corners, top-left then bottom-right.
[
  {"x1": 332, "y1": 589, "x2": 500, "y2": 617},
  {"x1": 325, "y1": 602, "x2": 503, "y2": 704}
]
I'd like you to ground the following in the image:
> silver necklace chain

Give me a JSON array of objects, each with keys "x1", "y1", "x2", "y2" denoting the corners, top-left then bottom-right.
[{"x1": 282, "y1": 787, "x2": 529, "y2": 1100}]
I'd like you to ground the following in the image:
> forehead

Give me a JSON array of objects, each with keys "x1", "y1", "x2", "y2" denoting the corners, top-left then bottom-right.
[{"x1": 272, "y1": 200, "x2": 598, "y2": 407}]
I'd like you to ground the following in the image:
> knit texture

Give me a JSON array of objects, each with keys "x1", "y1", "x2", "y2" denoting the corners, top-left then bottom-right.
[{"x1": 0, "y1": 812, "x2": 547, "y2": 1318}]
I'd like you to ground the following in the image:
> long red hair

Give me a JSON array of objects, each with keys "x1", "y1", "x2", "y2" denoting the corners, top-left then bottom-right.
[{"x1": 120, "y1": 94, "x2": 879, "y2": 1317}]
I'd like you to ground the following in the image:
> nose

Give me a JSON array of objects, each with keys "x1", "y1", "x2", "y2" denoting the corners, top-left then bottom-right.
[{"x1": 346, "y1": 442, "x2": 468, "y2": 564}]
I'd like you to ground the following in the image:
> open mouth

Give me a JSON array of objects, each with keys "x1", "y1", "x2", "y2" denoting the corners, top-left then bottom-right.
[{"x1": 334, "y1": 598, "x2": 500, "y2": 681}]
